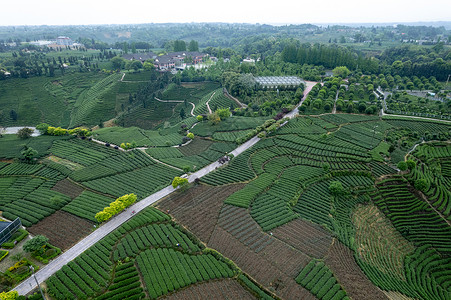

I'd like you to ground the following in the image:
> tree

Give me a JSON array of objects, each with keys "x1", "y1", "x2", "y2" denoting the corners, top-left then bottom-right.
[
  {"x1": 50, "y1": 195, "x2": 63, "y2": 208},
  {"x1": 36, "y1": 123, "x2": 50, "y2": 135},
  {"x1": 95, "y1": 211, "x2": 111, "y2": 223},
  {"x1": 216, "y1": 108, "x2": 231, "y2": 120},
  {"x1": 397, "y1": 161, "x2": 407, "y2": 171},
  {"x1": 111, "y1": 56, "x2": 125, "y2": 69},
  {"x1": 173, "y1": 40, "x2": 186, "y2": 52},
  {"x1": 332, "y1": 66, "x2": 350, "y2": 78},
  {"x1": 10, "y1": 110, "x2": 17, "y2": 121},
  {"x1": 188, "y1": 40, "x2": 199, "y2": 51},
  {"x1": 208, "y1": 112, "x2": 221, "y2": 125},
  {"x1": 329, "y1": 181, "x2": 344, "y2": 196},
  {"x1": 172, "y1": 176, "x2": 188, "y2": 189},
  {"x1": 17, "y1": 127, "x2": 33, "y2": 139},
  {"x1": 143, "y1": 61, "x2": 154, "y2": 70},
  {"x1": 0, "y1": 291, "x2": 18, "y2": 300},
  {"x1": 187, "y1": 132, "x2": 194, "y2": 139},
  {"x1": 21, "y1": 146, "x2": 38, "y2": 162},
  {"x1": 415, "y1": 178, "x2": 429, "y2": 192},
  {"x1": 129, "y1": 60, "x2": 142, "y2": 71},
  {"x1": 23, "y1": 235, "x2": 48, "y2": 255},
  {"x1": 196, "y1": 115, "x2": 203, "y2": 122},
  {"x1": 180, "y1": 108, "x2": 186, "y2": 119},
  {"x1": 406, "y1": 159, "x2": 416, "y2": 170}
]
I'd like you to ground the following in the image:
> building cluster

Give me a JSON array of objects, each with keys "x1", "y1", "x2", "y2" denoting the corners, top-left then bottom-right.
[
  {"x1": 28, "y1": 36, "x2": 83, "y2": 49},
  {"x1": 123, "y1": 51, "x2": 208, "y2": 70}
]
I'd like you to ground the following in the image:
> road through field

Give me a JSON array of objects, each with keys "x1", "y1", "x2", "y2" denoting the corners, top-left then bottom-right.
[{"x1": 14, "y1": 81, "x2": 317, "y2": 296}]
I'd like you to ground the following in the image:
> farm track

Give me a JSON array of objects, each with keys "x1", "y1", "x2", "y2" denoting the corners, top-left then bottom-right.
[
  {"x1": 14, "y1": 81, "x2": 319, "y2": 297},
  {"x1": 205, "y1": 91, "x2": 216, "y2": 114}
]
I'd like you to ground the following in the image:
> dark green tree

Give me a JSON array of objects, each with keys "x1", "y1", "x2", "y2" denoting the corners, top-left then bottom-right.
[
  {"x1": 23, "y1": 235, "x2": 48, "y2": 255},
  {"x1": 188, "y1": 40, "x2": 199, "y2": 51}
]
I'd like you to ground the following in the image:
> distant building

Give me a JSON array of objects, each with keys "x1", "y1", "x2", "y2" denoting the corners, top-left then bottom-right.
[
  {"x1": 56, "y1": 36, "x2": 73, "y2": 46},
  {"x1": 124, "y1": 51, "x2": 208, "y2": 70},
  {"x1": 123, "y1": 52, "x2": 157, "y2": 62}
]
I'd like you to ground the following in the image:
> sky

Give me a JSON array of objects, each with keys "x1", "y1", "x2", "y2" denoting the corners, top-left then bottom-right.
[{"x1": 1, "y1": 0, "x2": 450, "y2": 26}]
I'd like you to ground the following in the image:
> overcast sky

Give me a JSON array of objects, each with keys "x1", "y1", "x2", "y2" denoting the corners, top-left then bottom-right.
[{"x1": 1, "y1": 0, "x2": 450, "y2": 26}]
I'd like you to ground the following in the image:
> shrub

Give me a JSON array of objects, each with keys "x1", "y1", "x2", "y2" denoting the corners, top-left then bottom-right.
[{"x1": 397, "y1": 161, "x2": 407, "y2": 171}]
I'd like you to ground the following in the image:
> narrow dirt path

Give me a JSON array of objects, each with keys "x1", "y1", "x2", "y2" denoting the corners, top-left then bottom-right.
[
  {"x1": 332, "y1": 89, "x2": 339, "y2": 114},
  {"x1": 223, "y1": 88, "x2": 247, "y2": 108},
  {"x1": 140, "y1": 149, "x2": 183, "y2": 172},
  {"x1": 205, "y1": 91, "x2": 216, "y2": 114},
  {"x1": 189, "y1": 102, "x2": 196, "y2": 116},
  {"x1": 154, "y1": 97, "x2": 184, "y2": 103}
]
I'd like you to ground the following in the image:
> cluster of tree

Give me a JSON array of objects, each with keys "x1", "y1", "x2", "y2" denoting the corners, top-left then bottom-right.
[
  {"x1": 0, "y1": 49, "x2": 109, "y2": 79},
  {"x1": 110, "y1": 56, "x2": 152, "y2": 71},
  {"x1": 36, "y1": 123, "x2": 91, "y2": 137},
  {"x1": 281, "y1": 43, "x2": 380, "y2": 74},
  {"x1": 95, "y1": 193, "x2": 137, "y2": 223},
  {"x1": 208, "y1": 108, "x2": 231, "y2": 125},
  {"x1": 1, "y1": 23, "x2": 447, "y2": 50}
]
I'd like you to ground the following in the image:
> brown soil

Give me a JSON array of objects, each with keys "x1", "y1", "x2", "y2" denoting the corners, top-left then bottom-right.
[
  {"x1": 272, "y1": 218, "x2": 333, "y2": 259},
  {"x1": 28, "y1": 211, "x2": 94, "y2": 250},
  {"x1": 217, "y1": 205, "x2": 274, "y2": 254},
  {"x1": 208, "y1": 226, "x2": 314, "y2": 300},
  {"x1": 161, "y1": 279, "x2": 257, "y2": 300},
  {"x1": 156, "y1": 184, "x2": 244, "y2": 242},
  {"x1": 51, "y1": 179, "x2": 84, "y2": 199},
  {"x1": 325, "y1": 239, "x2": 388, "y2": 300}
]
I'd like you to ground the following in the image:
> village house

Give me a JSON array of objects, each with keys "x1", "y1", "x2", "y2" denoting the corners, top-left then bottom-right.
[{"x1": 123, "y1": 51, "x2": 208, "y2": 70}]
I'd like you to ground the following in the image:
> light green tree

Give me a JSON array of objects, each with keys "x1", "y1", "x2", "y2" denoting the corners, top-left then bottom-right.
[{"x1": 332, "y1": 66, "x2": 350, "y2": 78}]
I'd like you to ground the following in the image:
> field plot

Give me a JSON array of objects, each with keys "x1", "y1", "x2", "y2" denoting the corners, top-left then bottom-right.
[
  {"x1": 208, "y1": 226, "x2": 314, "y2": 300},
  {"x1": 94, "y1": 126, "x2": 184, "y2": 147},
  {"x1": 194, "y1": 114, "x2": 451, "y2": 299},
  {"x1": 45, "y1": 207, "x2": 241, "y2": 300},
  {"x1": 28, "y1": 211, "x2": 93, "y2": 250},
  {"x1": 82, "y1": 164, "x2": 182, "y2": 198},
  {"x1": 51, "y1": 179, "x2": 84, "y2": 199},
  {"x1": 62, "y1": 191, "x2": 114, "y2": 222},
  {"x1": 157, "y1": 184, "x2": 244, "y2": 242},
  {"x1": 272, "y1": 219, "x2": 333, "y2": 259},
  {"x1": 325, "y1": 240, "x2": 388, "y2": 300},
  {"x1": 295, "y1": 259, "x2": 349, "y2": 300},
  {"x1": 162, "y1": 279, "x2": 257, "y2": 300}
]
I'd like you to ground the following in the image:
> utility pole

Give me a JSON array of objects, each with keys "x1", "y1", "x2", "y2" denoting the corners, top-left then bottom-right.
[{"x1": 29, "y1": 266, "x2": 46, "y2": 300}]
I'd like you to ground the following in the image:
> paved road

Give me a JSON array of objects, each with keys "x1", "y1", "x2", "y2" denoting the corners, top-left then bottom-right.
[
  {"x1": 14, "y1": 80, "x2": 317, "y2": 296},
  {"x1": 285, "y1": 81, "x2": 317, "y2": 118}
]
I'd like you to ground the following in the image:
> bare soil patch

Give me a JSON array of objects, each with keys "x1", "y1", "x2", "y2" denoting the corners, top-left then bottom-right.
[
  {"x1": 325, "y1": 239, "x2": 388, "y2": 300},
  {"x1": 208, "y1": 226, "x2": 314, "y2": 300},
  {"x1": 272, "y1": 218, "x2": 333, "y2": 259},
  {"x1": 157, "y1": 184, "x2": 244, "y2": 242},
  {"x1": 28, "y1": 211, "x2": 94, "y2": 250},
  {"x1": 51, "y1": 179, "x2": 84, "y2": 199},
  {"x1": 162, "y1": 279, "x2": 257, "y2": 300}
]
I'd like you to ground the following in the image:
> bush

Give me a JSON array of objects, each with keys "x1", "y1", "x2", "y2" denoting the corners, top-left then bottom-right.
[{"x1": 397, "y1": 161, "x2": 407, "y2": 171}]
